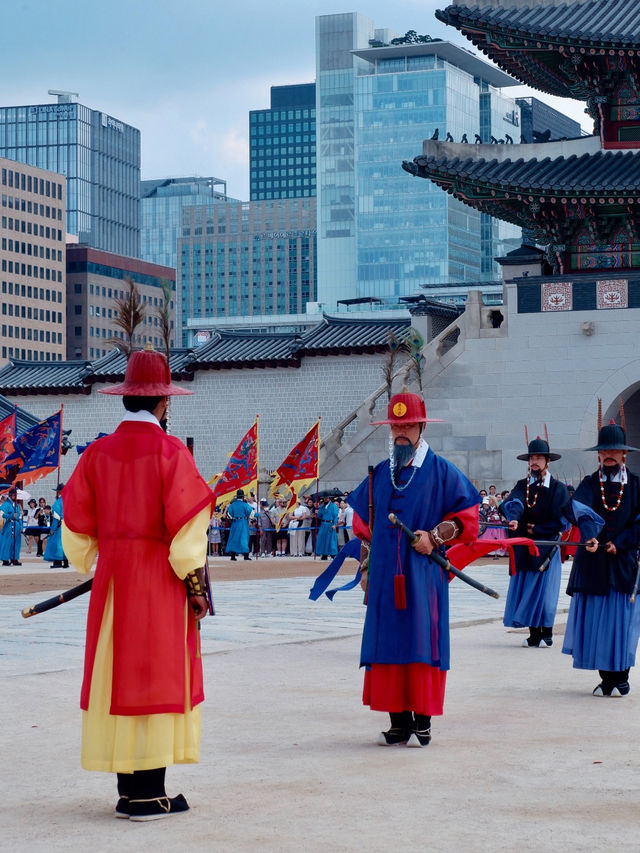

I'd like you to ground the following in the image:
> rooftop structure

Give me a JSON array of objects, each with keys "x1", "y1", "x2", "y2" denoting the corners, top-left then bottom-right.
[{"x1": 404, "y1": 0, "x2": 640, "y2": 274}]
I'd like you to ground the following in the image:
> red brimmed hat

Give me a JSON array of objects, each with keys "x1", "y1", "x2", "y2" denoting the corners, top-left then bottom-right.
[
  {"x1": 371, "y1": 392, "x2": 441, "y2": 425},
  {"x1": 99, "y1": 346, "x2": 193, "y2": 396}
]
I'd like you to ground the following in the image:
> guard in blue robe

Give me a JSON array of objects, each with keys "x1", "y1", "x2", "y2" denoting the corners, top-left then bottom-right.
[
  {"x1": 502, "y1": 437, "x2": 571, "y2": 647},
  {"x1": 225, "y1": 490, "x2": 253, "y2": 560},
  {"x1": 44, "y1": 483, "x2": 68, "y2": 568},
  {"x1": 0, "y1": 488, "x2": 23, "y2": 565},
  {"x1": 562, "y1": 419, "x2": 640, "y2": 697},
  {"x1": 315, "y1": 499, "x2": 338, "y2": 558},
  {"x1": 347, "y1": 392, "x2": 480, "y2": 748}
]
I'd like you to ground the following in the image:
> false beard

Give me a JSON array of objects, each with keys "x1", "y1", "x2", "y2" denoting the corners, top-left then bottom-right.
[{"x1": 392, "y1": 439, "x2": 417, "y2": 471}]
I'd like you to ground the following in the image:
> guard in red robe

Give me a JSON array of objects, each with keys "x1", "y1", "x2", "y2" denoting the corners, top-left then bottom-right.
[{"x1": 61, "y1": 346, "x2": 214, "y2": 821}]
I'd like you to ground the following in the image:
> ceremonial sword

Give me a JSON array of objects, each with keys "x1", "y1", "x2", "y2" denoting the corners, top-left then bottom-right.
[{"x1": 388, "y1": 513, "x2": 500, "y2": 599}]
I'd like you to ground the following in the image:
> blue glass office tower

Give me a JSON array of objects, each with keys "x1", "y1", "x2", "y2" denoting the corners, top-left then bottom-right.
[
  {"x1": 250, "y1": 84, "x2": 316, "y2": 200},
  {"x1": 316, "y1": 14, "x2": 522, "y2": 307},
  {"x1": 141, "y1": 176, "x2": 232, "y2": 270},
  {"x1": 0, "y1": 93, "x2": 140, "y2": 257}
]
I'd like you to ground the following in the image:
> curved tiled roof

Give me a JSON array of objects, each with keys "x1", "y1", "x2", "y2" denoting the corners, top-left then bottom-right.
[
  {"x1": 0, "y1": 314, "x2": 431, "y2": 393},
  {"x1": 404, "y1": 148, "x2": 640, "y2": 195},
  {"x1": 437, "y1": 1, "x2": 640, "y2": 46},
  {"x1": 436, "y1": 1, "x2": 640, "y2": 98},
  {"x1": 0, "y1": 359, "x2": 95, "y2": 395},
  {"x1": 192, "y1": 331, "x2": 301, "y2": 369},
  {"x1": 297, "y1": 315, "x2": 410, "y2": 355}
]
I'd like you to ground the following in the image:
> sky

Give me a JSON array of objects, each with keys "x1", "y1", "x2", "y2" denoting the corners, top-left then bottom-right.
[{"x1": 4, "y1": 0, "x2": 591, "y2": 201}]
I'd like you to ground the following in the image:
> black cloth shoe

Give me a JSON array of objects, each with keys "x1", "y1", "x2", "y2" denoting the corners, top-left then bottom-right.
[
  {"x1": 11, "y1": 560, "x2": 21, "y2": 566},
  {"x1": 593, "y1": 682, "x2": 613, "y2": 696},
  {"x1": 2, "y1": 561, "x2": 10, "y2": 566},
  {"x1": 378, "y1": 711, "x2": 413, "y2": 746},
  {"x1": 611, "y1": 681, "x2": 631, "y2": 697},
  {"x1": 129, "y1": 794, "x2": 190, "y2": 822},
  {"x1": 243, "y1": 554, "x2": 251, "y2": 560},
  {"x1": 229, "y1": 554, "x2": 237, "y2": 561},
  {"x1": 407, "y1": 714, "x2": 432, "y2": 748},
  {"x1": 114, "y1": 797, "x2": 130, "y2": 819},
  {"x1": 378, "y1": 727, "x2": 411, "y2": 746}
]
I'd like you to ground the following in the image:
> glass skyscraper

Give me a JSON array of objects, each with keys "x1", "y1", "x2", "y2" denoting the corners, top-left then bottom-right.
[
  {"x1": 0, "y1": 92, "x2": 140, "y2": 257},
  {"x1": 315, "y1": 13, "x2": 522, "y2": 308},
  {"x1": 250, "y1": 84, "x2": 316, "y2": 200},
  {"x1": 178, "y1": 197, "x2": 316, "y2": 344},
  {"x1": 141, "y1": 176, "x2": 232, "y2": 271}
]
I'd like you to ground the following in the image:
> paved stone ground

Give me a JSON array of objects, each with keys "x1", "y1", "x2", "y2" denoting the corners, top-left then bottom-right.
[{"x1": 2, "y1": 557, "x2": 639, "y2": 852}]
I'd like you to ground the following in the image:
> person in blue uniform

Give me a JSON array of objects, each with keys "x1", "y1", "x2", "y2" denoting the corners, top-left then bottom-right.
[
  {"x1": 315, "y1": 498, "x2": 338, "y2": 560},
  {"x1": 563, "y1": 418, "x2": 640, "y2": 697},
  {"x1": 44, "y1": 482, "x2": 69, "y2": 568},
  {"x1": 225, "y1": 489, "x2": 253, "y2": 561},
  {"x1": 347, "y1": 392, "x2": 480, "y2": 748},
  {"x1": 502, "y1": 437, "x2": 571, "y2": 647},
  {"x1": 0, "y1": 486, "x2": 23, "y2": 566}
]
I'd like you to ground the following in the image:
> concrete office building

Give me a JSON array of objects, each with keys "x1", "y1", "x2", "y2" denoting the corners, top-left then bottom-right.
[
  {"x1": 0, "y1": 91, "x2": 140, "y2": 257},
  {"x1": 250, "y1": 84, "x2": 316, "y2": 201},
  {"x1": 178, "y1": 197, "x2": 316, "y2": 344},
  {"x1": 0, "y1": 157, "x2": 66, "y2": 363},
  {"x1": 66, "y1": 244, "x2": 175, "y2": 360},
  {"x1": 517, "y1": 96, "x2": 583, "y2": 144},
  {"x1": 315, "y1": 13, "x2": 522, "y2": 308},
  {"x1": 141, "y1": 176, "x2": 232, "y2": 270}
]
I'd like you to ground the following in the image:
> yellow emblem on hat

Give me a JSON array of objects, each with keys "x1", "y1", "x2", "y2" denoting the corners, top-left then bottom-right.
[{"x1": 393, "y1": 401, "x2": 407, "y2": 418}]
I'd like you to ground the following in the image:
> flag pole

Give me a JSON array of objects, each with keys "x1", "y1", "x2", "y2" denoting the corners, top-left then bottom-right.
[
  {"x1": 56, "y1": 404, "x2": 64, "y2": 489},
  {"x1": 254, "y1": 414, "x2": 260, "y2": 560}
]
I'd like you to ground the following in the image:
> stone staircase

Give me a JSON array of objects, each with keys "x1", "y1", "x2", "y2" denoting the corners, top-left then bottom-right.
[{"x1": 318, "y1": 291, "x2": 491, "y2": 491}]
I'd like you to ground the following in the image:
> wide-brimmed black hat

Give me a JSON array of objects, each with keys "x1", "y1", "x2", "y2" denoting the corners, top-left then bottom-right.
[
  {"x1": 54, "y1": 482, "x2": 65, "y2": 492},
  {"x1": 517, "y1": 437, "x2": 561, "y2": 462},
  {"x1": 585, "y1": 423, "x2": 639, "y2": 452},
  {"x1": 235, "y1": 489, "x2": 245, "y2": 498}
]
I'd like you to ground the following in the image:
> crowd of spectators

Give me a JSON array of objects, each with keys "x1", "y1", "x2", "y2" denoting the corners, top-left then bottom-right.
[{"x1": 208, "y1": 492, "x2": 355, "y2": 559}]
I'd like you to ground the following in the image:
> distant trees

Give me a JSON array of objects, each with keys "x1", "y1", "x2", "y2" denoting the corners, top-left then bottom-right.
[{"x1": 390, "y1": 30, "x2": 435, "y2": 45}]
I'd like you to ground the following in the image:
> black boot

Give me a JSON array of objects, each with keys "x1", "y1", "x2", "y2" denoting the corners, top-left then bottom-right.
[
  {"x1": 408, "y1": 713, "x2": 432, "y2": 747},
  {"x1": 115, "y1": 773, "x2": 133, "y2": 818},
  {"x1": 540, "y1": 626, "x2": 553, "y2": 647},
  {"x1": 523, "y1": 626, "x2": 543, "y2": 647},
  {"x1": 128, "y1": 767, "x2": 190, "y2": 822},
  {"x1": 595, "y1": 668, "x2": 630, "y2": 697},
  {"x1": 379, "y1": 711, "x2": 413, "y2": 746}
]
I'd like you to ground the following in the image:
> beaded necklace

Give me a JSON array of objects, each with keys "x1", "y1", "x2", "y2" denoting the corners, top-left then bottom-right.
[
  {"x1": 525, "y1": 468, "x2": 545, "y2": 508},
  {"x1": 389, "y1": 435, "x2": 418, "y2": 491},
  {"x1": 598, "y1": 464, "x2": 626, "y2": 512}
]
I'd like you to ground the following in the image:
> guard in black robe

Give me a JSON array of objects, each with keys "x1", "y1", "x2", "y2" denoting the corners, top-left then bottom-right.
[
  {"x1": 502, "y1": 437, "x2": 571, "y2": 647},
  {"x1": 563, "y1": 421, "x2": 640, "y2": 696}
]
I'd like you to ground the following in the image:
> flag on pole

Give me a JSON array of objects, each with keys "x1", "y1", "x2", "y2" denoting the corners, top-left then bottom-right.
[
  {"x1": 210, "y1": 416, "x2": 259, "y2": 506},
  {"x1": 0, "y1": 409, "x2": 16, "y2": 461},
  {"x1": 0, "y1": 410, "x2": 63, "y2": 486},
  {"x1": 269, "y1": 420, "x2": 320, "y2": 526}
]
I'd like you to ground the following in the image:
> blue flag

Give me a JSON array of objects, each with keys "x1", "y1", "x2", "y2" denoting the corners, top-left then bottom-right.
[{"x1": 0, "y1": 410, "x2": 62, "y2": 486}]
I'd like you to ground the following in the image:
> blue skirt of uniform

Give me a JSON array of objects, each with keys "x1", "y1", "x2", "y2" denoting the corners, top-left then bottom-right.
[
  {"x1": 315, "y1": 522, "x2": 337, "y2": 557},
  {"x1": 44, "y1": 524, "x2": 65, "y2": 561},
  {"x1": 0, "y1": 520, "x2": 21, "y2": 561},
  {"x1": 503, "y1": 550, "x2": 561, "y2": 628},
  {"x1": 562, "y1": 590, "x2": 640, "y2": 671}
]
